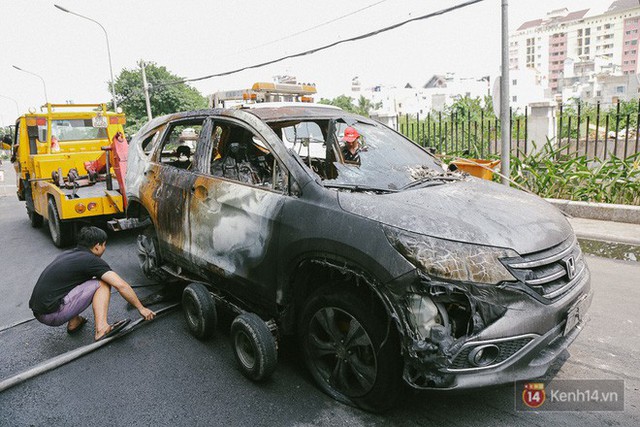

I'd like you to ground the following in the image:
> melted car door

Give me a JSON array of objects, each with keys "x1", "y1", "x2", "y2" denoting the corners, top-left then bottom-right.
[
  {"x1": 188, "y1": 117, "x2": 287, "y2": 307},
  {"x1": 150, "y1": 117, "x2": 209, "y2": 263}
]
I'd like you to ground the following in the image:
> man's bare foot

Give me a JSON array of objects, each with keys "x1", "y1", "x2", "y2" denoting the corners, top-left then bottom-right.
[
  {"x1": 94, "y1": 319, "x2": 130, "y2": 341},
  {"x1": 94, "y1": 324, "x2": 113, "y2": 341}
]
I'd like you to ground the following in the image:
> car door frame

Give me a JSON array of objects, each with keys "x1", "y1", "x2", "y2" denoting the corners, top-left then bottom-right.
[{"x1": 147, "y1": 115, "x2": 212, "y2": 265}]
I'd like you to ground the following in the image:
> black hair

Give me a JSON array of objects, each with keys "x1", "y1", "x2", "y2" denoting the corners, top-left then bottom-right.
[{"x1": 77, "y1": 226, "x2": 108, "y2": 249}]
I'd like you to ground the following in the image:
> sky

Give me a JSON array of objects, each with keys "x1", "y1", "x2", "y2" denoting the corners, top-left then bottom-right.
[{"x1": 0, "y1": 0, "x2": 611, "y2": 126}]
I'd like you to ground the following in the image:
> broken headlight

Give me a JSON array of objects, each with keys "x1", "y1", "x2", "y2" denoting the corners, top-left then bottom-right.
[{"x1": 384, "y1": 227, "x2": 518, "y2": 285}]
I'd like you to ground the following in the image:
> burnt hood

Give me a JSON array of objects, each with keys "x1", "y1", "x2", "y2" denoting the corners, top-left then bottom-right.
[{"x1": 337, "y1": 177, "x2": 572, "y2": 255}]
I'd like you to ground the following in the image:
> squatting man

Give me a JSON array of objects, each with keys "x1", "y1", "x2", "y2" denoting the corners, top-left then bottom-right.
[{"x1": 29, "y1": 226, "x2": 155, "y2": 340}]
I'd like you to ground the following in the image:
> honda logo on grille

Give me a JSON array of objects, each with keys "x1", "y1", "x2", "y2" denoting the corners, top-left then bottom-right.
[{"x1": 563, "y1": 256, "x2": 577, "y2": 280}]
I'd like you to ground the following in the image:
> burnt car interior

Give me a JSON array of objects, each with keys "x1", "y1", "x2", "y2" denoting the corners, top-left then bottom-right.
[
  {"x1": 267, "y1": 119, "x2": 341, "y2": 180},
  {"x1": 209, "y1": 120, "x2": 287, "y2": 191}
]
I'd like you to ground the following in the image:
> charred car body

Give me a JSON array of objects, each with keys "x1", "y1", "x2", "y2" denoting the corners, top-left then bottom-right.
[{"x1": 126, "y1": 104, "x2": 592, "y2": 411}]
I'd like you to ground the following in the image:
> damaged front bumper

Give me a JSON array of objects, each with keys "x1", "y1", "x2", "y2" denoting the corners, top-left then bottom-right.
[{"x1": 385, "y1": 257, "x2": 592, "y2": 391}]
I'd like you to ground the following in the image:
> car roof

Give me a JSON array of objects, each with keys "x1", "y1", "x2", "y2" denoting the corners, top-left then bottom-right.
[
  {"x1": 136, "y1": 104, "x2": 375, "y2": 136},
  {"x1": 243, "y1": 104, "x2": 374, "y2": 124}
]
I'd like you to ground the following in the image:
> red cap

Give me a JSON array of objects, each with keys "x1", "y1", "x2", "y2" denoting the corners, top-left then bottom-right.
[{"x1": 342, "y1": 127, "x2": 360, "y2": 143}]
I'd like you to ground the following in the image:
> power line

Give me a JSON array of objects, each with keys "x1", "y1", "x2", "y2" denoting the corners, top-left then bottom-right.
[
  {"x1": 220, "y1": 0, "x2": 389, "y2": 59},
  {"x1": 154, "y1": 0, "x2": 487, "y2": 88}
]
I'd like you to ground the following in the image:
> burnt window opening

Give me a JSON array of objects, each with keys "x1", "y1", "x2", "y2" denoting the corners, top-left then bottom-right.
[
  {"x1": 207, "y1": 119, "x2": 288, "y2": 192},
  {"x1": 141, "y1": 127, "x2": 163, "y2": 156},
  {"x1": 157, "y1": 119, "x2": 205, "y2": 170},
  {"x1": 269, "y1": 119, "x2": 337, "y2": 180}
]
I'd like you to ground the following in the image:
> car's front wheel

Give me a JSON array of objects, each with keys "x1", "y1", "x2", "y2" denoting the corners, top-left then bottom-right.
[{"x1": 299, "y1": 288, "x2": 404, "y2": 413}]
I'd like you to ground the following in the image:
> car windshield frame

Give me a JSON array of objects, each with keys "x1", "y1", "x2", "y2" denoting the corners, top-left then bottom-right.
[{"x1": 266, "y1": 114, "x2": 445, "y2": 192}]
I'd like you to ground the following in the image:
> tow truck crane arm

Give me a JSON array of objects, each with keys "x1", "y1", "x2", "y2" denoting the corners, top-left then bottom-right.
[{"x1": 84, "y1": 131, "x2": 129, "y2": 208}]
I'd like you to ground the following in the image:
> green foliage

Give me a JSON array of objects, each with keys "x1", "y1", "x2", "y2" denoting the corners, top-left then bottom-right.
[
  {"x1": 318, "y1": 95, "x2": 381, "y2": 117},
  {"x1": 510, "y1": 139, "x2": 640, "y2": 205},
  {"x1": 113, "y1": 62, "x2": 208, "y2": 135},
  {"x1": 441, "y1": 139, "x2": 640, "y2": 205}
]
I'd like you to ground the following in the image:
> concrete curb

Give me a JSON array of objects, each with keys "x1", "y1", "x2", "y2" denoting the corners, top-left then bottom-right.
[{"x1": 546, "y1": 198, "x2": 640, "y2": 225}]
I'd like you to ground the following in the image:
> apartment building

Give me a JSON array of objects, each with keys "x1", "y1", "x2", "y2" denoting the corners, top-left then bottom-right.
[{"x1": 509, "y1": 0, "x2": 640, "y2": 95}]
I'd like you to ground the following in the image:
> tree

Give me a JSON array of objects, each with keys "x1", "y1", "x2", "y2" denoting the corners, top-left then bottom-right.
[
  {"x1": 319, "y1": 95, "x2": 381, "y2": 117},
  {"x1": 113, "y1": 62, "x2": 208, "y2": 134}
]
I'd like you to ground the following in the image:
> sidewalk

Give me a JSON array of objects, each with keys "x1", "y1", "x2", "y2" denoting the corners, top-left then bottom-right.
[{"x1": 567, "y1": 217, "x2": 640, "y2": 246}]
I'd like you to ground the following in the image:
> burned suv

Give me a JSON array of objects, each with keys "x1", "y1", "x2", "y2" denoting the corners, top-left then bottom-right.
[{"x1": 126, "y1": 104, "x2": 591, "y2": 412}]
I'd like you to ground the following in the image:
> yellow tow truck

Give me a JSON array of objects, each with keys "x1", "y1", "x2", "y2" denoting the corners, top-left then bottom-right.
[{"x1": 4, "y1": 103, "x2": 129, "y2": 247}]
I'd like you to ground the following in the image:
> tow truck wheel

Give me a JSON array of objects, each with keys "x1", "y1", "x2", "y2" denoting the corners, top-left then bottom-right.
[
  {"x1": 27, "y1": 206, "x2": 43, "y2": 228},
  {"x1": 231, "y1": 313, "x2": 277, "y2": 382},
  {"x1": 299, "y1": 288, "x2": 403, "y2": 413},
  {"x1": 182, "y1": 283, "x2": 217, "y2": 340},
  {"x1": 137, "y1": 226, "x2": 170, "y2": 282},
  {"x1": 47, "y1": 198, "x2": 74, "y2": 247}
]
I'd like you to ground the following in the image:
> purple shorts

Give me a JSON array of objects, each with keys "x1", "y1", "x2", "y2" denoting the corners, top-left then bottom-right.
[{"x1": 36, "y1": 280, "x2": 101, "y2": 327}]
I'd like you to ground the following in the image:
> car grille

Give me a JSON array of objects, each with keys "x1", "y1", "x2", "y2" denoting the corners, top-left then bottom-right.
[
  {"x1": 448, "y1": 336, "x2": 534, "y2": 371},
  {"x1": 503, "y1": 237, "x2": 586, "y2": 301}
]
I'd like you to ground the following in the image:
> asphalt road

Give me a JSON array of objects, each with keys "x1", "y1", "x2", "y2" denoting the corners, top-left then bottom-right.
[{"x1": 1, "y1": 161, "x2": 639, "y2": 426}]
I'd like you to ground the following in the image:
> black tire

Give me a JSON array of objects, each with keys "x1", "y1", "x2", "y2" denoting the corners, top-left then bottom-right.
[
  {"x1": 182, "y1": 283, "x2": 217, "y2": 340},
  {"x1": 231, "y1": 313, "x2": 277, "y2": 382},
  {"x1": 27, "y1": 206, "x2": 43, "y2": 228},
  {"x1": 137, "y1": 226, "x2": 170, "y2": 282},
  {"x1": 299, "y1": 288, "x2": 403, "y2": 413},
  {"x1": 24, "y1": 182, "x2": 42, "y2": 227},
  {"x1": 47, "y1": 198, "x2": 74, "y2": 247}
]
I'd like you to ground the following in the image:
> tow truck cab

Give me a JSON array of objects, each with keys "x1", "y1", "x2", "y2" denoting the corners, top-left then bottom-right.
[{"x1": 10, "y1": 103, "x2": 127, "y2": 247}]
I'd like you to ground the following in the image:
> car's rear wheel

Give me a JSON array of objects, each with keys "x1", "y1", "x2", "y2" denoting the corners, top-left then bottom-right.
[
  {"x1": 47, "y1": 198, "x2": 74, "y2": 247},
  {"x1": 137, "y1": 226, "x2": 170, "y2": 282},
  {"x1": 299, "y1": 288, "x2": 403, "y2": 413},
  {"x1": 231, "y1": 313, "x2": 277, "y2": 382},
  {"x1": 182, "y1": 283, "x2": 217, "y2": 340}
]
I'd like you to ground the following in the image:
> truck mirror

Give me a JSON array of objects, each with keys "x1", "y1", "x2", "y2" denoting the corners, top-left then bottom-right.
[{"x1": 1, "y1": 135, "x2": 12, "y2": 150}]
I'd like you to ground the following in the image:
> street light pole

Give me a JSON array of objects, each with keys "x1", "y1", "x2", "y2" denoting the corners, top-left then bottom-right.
[
  {"x1": 54, "y1": 4, "x2": 118, "y2": 109},
  {"x1": 12, "y1": 66, "x2": 49, "y2": 104},
  {"x1": 139, "y1": 60, "x2": 153, "y2": 120},
  {"x1": 0, "y1": 94, "x2": 20, "y2": 116},
  {"x1": 500, "y1": 0, "x2": 510, "y2": 185}
]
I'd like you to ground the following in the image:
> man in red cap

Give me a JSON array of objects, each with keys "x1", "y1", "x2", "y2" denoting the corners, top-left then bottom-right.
[{"x1": 341, "y1": 126, "x2": 362, "y2": 163}]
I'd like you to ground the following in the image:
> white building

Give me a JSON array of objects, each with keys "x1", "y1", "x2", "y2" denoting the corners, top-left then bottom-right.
[
  {"x1": 510, "y1": 0, "x2": 640, "y2": 102},
  {"x1": 359, "y1": 73, "x2": 490, "y2": 118}
]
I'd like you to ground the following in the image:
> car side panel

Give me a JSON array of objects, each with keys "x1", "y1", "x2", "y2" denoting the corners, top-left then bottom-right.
[{"x1": 188, "y1": 173, "x2": 285, "y2": 311}]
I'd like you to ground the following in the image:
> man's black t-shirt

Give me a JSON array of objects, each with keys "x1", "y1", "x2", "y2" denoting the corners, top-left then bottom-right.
[{"x1": 29, "y1": 247, "x2": 111, "y2": 315}]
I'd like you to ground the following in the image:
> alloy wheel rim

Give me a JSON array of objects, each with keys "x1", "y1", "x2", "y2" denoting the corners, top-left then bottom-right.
[{"x1": 307, "y1": 307, "x2": 377, "y2": 397}]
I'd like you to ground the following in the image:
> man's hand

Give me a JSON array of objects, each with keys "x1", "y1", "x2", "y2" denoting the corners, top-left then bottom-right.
[
  {"x1": 102, "y1": 271, "x2": 157, "y2": 320},
  {"x1": 139, "y1": 307, "x2": 156, "y2": 321}
]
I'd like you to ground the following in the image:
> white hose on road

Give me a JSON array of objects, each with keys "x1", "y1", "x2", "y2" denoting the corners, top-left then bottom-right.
[{"x1": 0, "y1": 303, "x2": 179, "y2": 393}]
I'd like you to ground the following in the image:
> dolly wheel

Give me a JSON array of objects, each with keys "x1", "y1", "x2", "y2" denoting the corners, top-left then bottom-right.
[
  {"x1": 182, "y1": 283, "x2": 217, "y2": 340},
  {"x1": 231, "y1": 313, "x2": 277, "y2": 382}
]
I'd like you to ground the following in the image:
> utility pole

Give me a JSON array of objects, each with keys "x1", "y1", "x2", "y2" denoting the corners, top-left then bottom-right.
[
  {"x1": 500, "y1": 0, "x2": 510, "y2": 185},
  {"x1": 140, "y1": 60, "x2": 153, "y2": 121}
]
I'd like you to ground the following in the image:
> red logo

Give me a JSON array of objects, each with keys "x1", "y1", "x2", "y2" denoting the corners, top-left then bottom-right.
[{"x1": 522, "y1": 382, "x2": 546, "y2": 408}]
